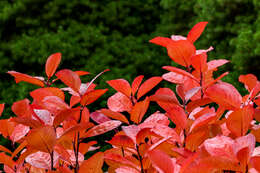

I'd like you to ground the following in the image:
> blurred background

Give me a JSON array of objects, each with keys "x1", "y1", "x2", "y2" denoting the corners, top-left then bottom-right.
[{"x1": 0, "y1": 0, "x2": 260, "y2": 113}]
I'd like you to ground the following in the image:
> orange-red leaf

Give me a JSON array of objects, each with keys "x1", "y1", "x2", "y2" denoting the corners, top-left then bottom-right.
[
  {"x1": 45, "y1": 52, "x2": 61, "y2": 78},
  {"x1": 11, "y1": 99, "x2": 31, "y2": 117},
  {"x1": 0, "y1": 103, "x2": 4, "y2": 117},
  {"x1": 75, "y1": 71, "x2": 90, "y2": 76},
  {"x1": 163, "y1": 66, "x2": 199, "y2": 83},
  {"x1": 8, "y1": 71, "x2": 45, "y2": 87},
  {"x1": 80, "y1": 89, "x2": 108, "y2": 106},
  {"x1": 187, "y1": 22, "x2": 208, "y2": 43},
  {"x1": 130, "y1": 97, "x2": 150, "y2": 124},
  {"x1": 79, "y1": 152, "x2": 104, "y2": 173},
  {"x1": 205, "y1": 82, "x2": 242, "y2": 110},
  {"x1": 100, "y1": 109, "x2": 129, "y2": 124},
  {"x1": 107, "y1": 79, "x2": 131, "y2": 98},
  {"x1": 56, "y1": 69, "x2": 81, "y2": 93},
  {"x1": 137, "y1": 77, "x2": 162, "y2": 100},
  {"x1": 147, "y1": 149, "x2": 175, "y2": 173},
  {"x1": 167, "y1": 105, "x2": 187, "y2": 130},
  {"x1": 42, "y1": 96, "x2": 69, "y2": 115},
  {"x1": 12, "y1": 117, "x2": 43, "y2": 128},
  {"x1": 0, "y1": 153, "x2": 15, "y2": 169},
  {"x1": 53, "y1": 107, "x2": 80, "y2": 127},
  {"x1": 131, "y1": 75, "x2": 144, "y2": 97},
  {"x1": 149, "y1": 36, "x2": 173, "y2": 47},
  {"x1": 85, "y1": 120, "x2": 122, "y2": 137},
  {"x1": 189, "y1": 112, "x2": 216, "y2": 132},
  {"x1": 166, "y1": 40, "x2": 196, "y2": 67},
  {"x1": 186, "y1": 127, "x2": 209, "y2": 152},
  {"x1": 226, "y1": 105, "x2": 254, "y2": 137},
  {"x1": 191, "y1": 53, "x2": 208, "y2": 72},
  {"x1": 30, "y1": 87, "x2": 65, "y2": 102},
  {"x1": 239, "y1": 74, "x2": 257, "y2": 92},
  {"x1": 107, "y1": 92, "x2": 133, "y2": 112},
  {"x1": 26, "y1": 125, "x2": 56, "y2": 153},
  {"x1": 108, "y1": 135, "x2": 135, "y2": 148}
]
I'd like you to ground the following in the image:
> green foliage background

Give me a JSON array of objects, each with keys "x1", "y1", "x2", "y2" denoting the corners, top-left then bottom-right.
[{"x1": 1, "y1": 0, "x2": 260, "y2": 107}]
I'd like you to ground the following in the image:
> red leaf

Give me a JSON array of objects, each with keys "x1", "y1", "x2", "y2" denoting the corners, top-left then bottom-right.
[
  {"x1": 79, "y1": 152, "x2": 104, "y2": 173},
  {"x1": 107, "y1": 92, "x2": 133, "y2": 112},
  {"x1": 30, "y1": 87, "x2": 65, "y2": 102},
  {"x1": 56, "y1": 69, "x2": 81, "y2": 93},
  {"x1": 189, "y1": 112, "x2": 216, "y2": 132},
  {"x1": 184, "y1": 87, "x2": 201, "y2": 102},
  {"x1": 167, "y1": 105, "x2": 187, "y2": 129},
  {"x1": 84, "y1": 120, "x2": 122, "y2": 137},
  {"x1": 104, "y1": 153, "x2": 139, "y2": 170},
  {"x1": 203, "y1": 135, "x2": 237, "y2": 161},
  {"x1": 75, "y1": 71, "x2": 90, "y2": 76},
  {"x1": 42, "y1": 96, "x2": 70, "y2": 115},
  {"x1": 250, "y1": 156, "x2": 260, "y2": 172},
  {"x1": 8, "y1": 71, "x2": 45, "y2": 87},
  {"x1": 137, "y1": 76, "x2": 162, "y2": 100},
  {"x1": 45, "y1": 52, "x2": 61, "y2": 78},
  {"x1": 26, "y1": 125, "x2": 56, "y2": 153},
  {"x1": 12, "y1": 117, "x2": 43, "y2": 128},
  {"x1": 162, "y1": 71, "x2": 187, "y2": 84},
  {"x1": 90, "y1": 111, "x2": 111, "y2": 124},
  {"x1": 191, "y1": 53, "x2": 208, "y2": 72},
  {"x1": 116, "y1": 166, "x2": 139, "y2": 173},
  {"x1": 207, "y1": 59, "x2": 229, "y2": 71},
  {"x1": 10, "y1": 124, "x2": 30, "y2": 142},
  {"x1": 107, "y1": 79, "x2": 131, "y2": 97},
  {"x1": 187, "y1": 22, "x2": 208, "y2": 43},
  {"x1": 0, "y1": 153, "x2": 15, "y2": 170},
  {"x1": 108, "y1": 135, "x2": 135, "y2": 148},
  {"x1": 239, "y1": 74, "x2": 257, "y2": 92},
  {"x1": 80, "y1": 89, "x2": 108, "y2": 106},
  {"x1": 226, "y1": 105, "x2": 254, "y2": 137},
  {"x1": 163, "y1": 66, "x2": 199, "y2": 83},
  {"x1": 205, "y1": 82, "x2": 242, "y2": 110},
  {"x1": 147, "y1": 149, "x2": 175, "y2": 173},
  {"x1": 186, "y1": 127, "x2": 209, "y2": 151},
  {"x1": 149, "y1": 36, "x2": 173, "y2": 47},
  {"x1": 53, "y1": 107, "x2": 80, "y2": 127},
  {"x1": 166, "y1": 40, "x2": 196, "y2": 67},
  {"x1": 130, "y1": 97, "x2": 150, "y2": 124},
  {"x1": 25, "y1": 151, "x2": 59, "y2": 169},
  {"x1": 11, "y1": 99, "x2": 31, "y2": 117},
  {"x1": 0, "y1": 103, "x2": 4, "y2": 117},
  {"x1": 131, "y1": 75, "x2": 144, "y2": 97},
  {"x1": 100, "y1": 109, "x2": 129, "y2": 124}
]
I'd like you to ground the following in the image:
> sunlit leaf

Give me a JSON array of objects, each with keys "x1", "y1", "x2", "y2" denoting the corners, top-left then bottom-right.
[
  {"x1": 137, "y1": 77, "x2": 162, "y2": 100},
  {"x1": 45, "y1": 52, "x2": 61, "y2": 78},
  {"x1": 7, "y1": 71, "x2": 45, "y2": 87},
  {"x1": 149, "y1": 37, "x2": 173, "y2": 47},
  {"x1": 107, "y1": 92, "x2": 133, "y2": 112},
  {"x1": 84, "y1": 120, "x2": 122, "y2": 137},
  {"x1": 166, "y1": 40, "x2": 196, "y2": 67},
  {"x1": 90, "y1": 111, "x2": 111, "y2": 124},
  {"x1": 25, "y1": 151, "x2": 59, "y2": 169},
  {"x1": 187, "y1": 22, "x2": 208, "y2": 43},
  {"x1": 100, "y1": 109, "x2": 129, "y2": 124},
  {"x1": 167, "y1": 105, "x2": 187, "y2": 129},
  {"x1": 205, "y1": 82, "x2": 242, "y2": 110},
  {"x1": 163, "y1": 66, "x2": 199, "y2": 83},
  {"x1": 56, "y1": 69, "x2": 81, "y2": 93},
  {"x1": 80, "y1": 89, "x2": 108, "y2": 106},
  {"x1": 0, "y1": 103, "x2": 4, "y2": 117},
  {"x1": 11, "y1": 99, "x2": 31, "y2": 117},
  {"x1": 131, "y1": 75, "x2": 144, "y2": 97},
  {"x1": 108, "y1": 135, "x2": 135, "y2": 148},
  {"x1": 107, "y1": 79, "x2": 132, "y2": 97}
]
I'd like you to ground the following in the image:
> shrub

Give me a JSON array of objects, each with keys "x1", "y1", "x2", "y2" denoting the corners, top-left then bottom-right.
[{"x1": 0, "y1": 22, "x2": 260, "y2": 172}]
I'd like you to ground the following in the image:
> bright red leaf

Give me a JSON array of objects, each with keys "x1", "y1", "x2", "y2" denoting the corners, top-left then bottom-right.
[
  {"x1": 137, "y1": 76, "x2": 162, "y2": 100},
  {"x1": 56, "y1": 69, "x2": 81, "y2": 93},
  {"x1": 187, "y1": 22, "x2": 208, "y2": 43},
  {"x1": 8, "y1": 71, "x2": 45, "y2": 87},
  {"x1": 45, "y1": 52, "x2": 61, "y2": 79},
  {"x1": 107, "y1": 79, "x2": 132, "y2": 98}
]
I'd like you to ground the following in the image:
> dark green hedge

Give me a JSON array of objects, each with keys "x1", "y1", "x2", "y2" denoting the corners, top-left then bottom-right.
[{"x1": 1, "y1": 0, "x2": 260, "y2": 110}]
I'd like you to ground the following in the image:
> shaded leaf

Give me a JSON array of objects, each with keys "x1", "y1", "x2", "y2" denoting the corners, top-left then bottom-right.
[
  {"x1": 108, "y1": 135, "x2": 135, "y2": 148},
  {"x1": 90, "y1": 111, "x2": 111, "y2": 124},
  {"x1": 162, "y1": 71, "x2": 187, "y2": 84},
  {"x1": 25, "y1": 151, "x2": 59, "y2": 169},
  {"x1": 189, "y1": 112, "x2": 216, "y2": 132},
  {"x1": 0, "y1": 103, "x2": 4, "y2": 117},
  {"x1": 26, "y1": 126, "x2": 56, "y2": 153},
  {"x1": 53, "y1": 107, "x2": 80, "y2": 127},
  {"x1": 11, "y1": 99, "x2": 31, "y2": 117},
  {"x1": 79, "y1": 152, "x2": 104, "y2": 173},
  {"x1": 130, "y1": 97, "x2": 150, "y2": 124},
  {"x1": 167, "y1": 105, "x2": 187, "y2": 129}
]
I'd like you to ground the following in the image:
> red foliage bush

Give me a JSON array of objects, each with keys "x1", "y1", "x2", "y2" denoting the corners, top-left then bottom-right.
[{"x1": 0, "y1": 22, "x2": 260, "y2": 173}]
